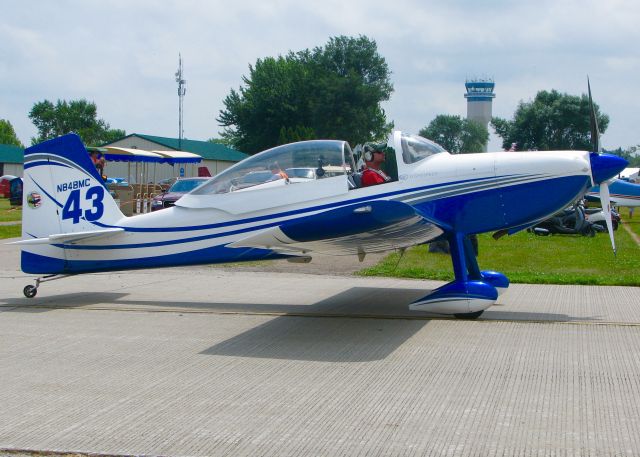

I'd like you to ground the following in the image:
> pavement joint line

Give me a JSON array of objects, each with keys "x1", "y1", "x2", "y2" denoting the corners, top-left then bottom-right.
[
  {"x1": 0, "y1": 447, "x2": 154, "y2": 457},
  {"x1": 2, "y1": 303, "x2": 640, "y2": 327}
]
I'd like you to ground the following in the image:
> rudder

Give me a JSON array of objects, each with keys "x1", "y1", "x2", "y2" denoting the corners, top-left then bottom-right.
[{"x1": 20, "y1": 134, "x2": 125, "y2": 273}]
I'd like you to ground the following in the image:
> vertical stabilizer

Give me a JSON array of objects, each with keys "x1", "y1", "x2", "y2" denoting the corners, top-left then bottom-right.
[{"x1": 21, "y1": 134, "x2": 125, "y2": 273}]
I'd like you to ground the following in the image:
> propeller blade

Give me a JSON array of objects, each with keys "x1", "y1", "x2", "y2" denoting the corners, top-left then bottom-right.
[
  {"x1": 587, "y1": 77, "x2": 601, "y2": 153},
  {"x1": 599, "y1": 181, "x2": 616, "y2": 256}
]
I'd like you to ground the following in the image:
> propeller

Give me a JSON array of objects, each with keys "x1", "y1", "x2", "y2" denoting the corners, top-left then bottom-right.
[
  {"x1": 588, "y1": 78, "x2": 600, "y2": 153},
  {"x1": 588, "y1": 77, "x2": 616, "y2": 255},
  {"x1": 599, "y1": 180, "x2": 616, "y2": 255}
]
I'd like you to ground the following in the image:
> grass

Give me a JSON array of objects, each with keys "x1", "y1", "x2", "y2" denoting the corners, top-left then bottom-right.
[
  {"x1": 0, "y1": 224, "x2": 21, "y2": 239},
  {"x1": 622, "y1": 211, "x2": 640, "y2": 238},
  {"x1": 0, "y1": 198, "x2": 21, "y2": 222},
  {"x1": 359, "y1": 222, "x2": 640, "y2": 286}
]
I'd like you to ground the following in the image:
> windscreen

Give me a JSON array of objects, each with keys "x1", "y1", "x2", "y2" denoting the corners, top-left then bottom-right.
[
  {"x1": 401, "y1": 134, "x2": 447, "y2": 164},
  {"x1": 192, "y1": 140, "x2": 349, "y2": 195}
]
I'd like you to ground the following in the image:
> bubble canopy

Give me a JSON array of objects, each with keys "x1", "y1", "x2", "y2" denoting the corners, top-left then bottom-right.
[{"x1": 192, "y1": 140, "x2": 354, "y2": 195}]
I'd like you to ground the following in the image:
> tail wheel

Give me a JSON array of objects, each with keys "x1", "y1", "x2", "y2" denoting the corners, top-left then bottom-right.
[{"x1": 23, "y1": 285, "x2": 37, "y2": 298}]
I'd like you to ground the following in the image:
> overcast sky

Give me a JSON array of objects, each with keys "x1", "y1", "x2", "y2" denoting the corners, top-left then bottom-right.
[{"x1": 2, "y1": 0, "x2": 639, "y2": 152}]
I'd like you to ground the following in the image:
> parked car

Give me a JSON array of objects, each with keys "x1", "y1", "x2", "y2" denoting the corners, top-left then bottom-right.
[
  {"x1": 151, "y1": 177, "x2": 208, "y2": 211},
  {"x1": 229, "y1": 170, "x2": 274, "y2": 191},
  {"x1": 0, "y1": 175, "x2": 18, "y2": 198},
  {"x1": 158, "y1": 177, "x2": 178, "y2": 192},
  {"x1": 285, "y1": 167, "x2": 316, "y2": 179},
  {"x1": 9, "y1": 177, "x2": 23, "y2": 206}
]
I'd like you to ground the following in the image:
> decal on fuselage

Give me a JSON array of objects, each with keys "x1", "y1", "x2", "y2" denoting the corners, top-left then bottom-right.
[
  {"x1": 61, "y1": 185, "x2": 105, "y2": 223},
  {"x1": 27, "y1": 192, "x2": 42, "y2": 209},
  {"x1": 56, "y1": 179, "x2": 91, "y2": 193}
]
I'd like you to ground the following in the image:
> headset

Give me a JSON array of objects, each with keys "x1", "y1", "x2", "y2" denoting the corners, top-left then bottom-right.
[
  {"x1": 363, "y1": 143, "x2": 387, "y2": 162},
  {"x1": 363, "y1": 144, "x2": 375, "y2": 162}
]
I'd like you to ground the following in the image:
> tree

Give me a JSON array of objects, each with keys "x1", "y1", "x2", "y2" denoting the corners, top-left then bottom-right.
[
  {"x1": 218, "y1": 35, "x2": 394, "y2": 154},
  {"x1": 0, "y1": 119, "x2": 23, "y2": 147},
  {"x1": 207, "y1": 137, "x2": 233, "y2": 146},
  {"x1": 278, "y1": 126, "x2": 317, "y2": 144},
  {"x1": 491, "y1": 90, "x2": 609, "y2": 151},
  {"x1": 28, "y1": 99, "x2": 125, "y2": 146},
  {"x1": 605, "y1": 146, "x2": 640, "y2": 168},
  {"x1": 419, "y1": 115, "x2": 489, "y2": 153}
]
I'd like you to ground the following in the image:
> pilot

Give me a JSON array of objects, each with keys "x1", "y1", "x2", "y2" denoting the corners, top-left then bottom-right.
[
  {"x1": 269, "y1": 162, "x2": 289, "y2": 182},
  {"x1": 361, "y1": 144, "x2": 391, "y2": 187}
]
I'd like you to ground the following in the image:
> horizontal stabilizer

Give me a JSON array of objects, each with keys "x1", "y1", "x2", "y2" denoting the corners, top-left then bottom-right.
[{"x1": 10, "y1": 228, "x2": 124, "y2": 246}]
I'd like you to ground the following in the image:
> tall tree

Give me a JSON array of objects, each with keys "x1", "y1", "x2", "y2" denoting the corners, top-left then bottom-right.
[
  {"x1": 605, "y1": 146, "x2": 640, "y2": 167},
  {"x1": 0, "y1": 119, "x2": 23, "y2": 147},
  {"x1": 419, "y1": 115, "x2": 488, "y2": 153},
  {"x1": 218, "y1": 35, "x2": 393, "y2": 154},
  {"x1": 28, "y1": 99, "x2": 125, "y2": 146},
  {"x1": 491, "y1": 89, "x2": 609, "y2": 151}
]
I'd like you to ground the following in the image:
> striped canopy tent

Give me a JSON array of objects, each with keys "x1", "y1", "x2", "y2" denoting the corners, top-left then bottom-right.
[
  {"x1": 150, "y1": 150, "x2": 202, "y2": 165},
  {"x1": 103, "y1": 146, "x2": 164, "y2": 163},
  {"x1": 150, "y1": 150, "x2": 202, "y2": 179},
  {"x1": 90, "y1": 146, "x2": 205, "y2": 184},
  {"x1": 102, "y1": 147, "x2": 165, "y2": 185}
]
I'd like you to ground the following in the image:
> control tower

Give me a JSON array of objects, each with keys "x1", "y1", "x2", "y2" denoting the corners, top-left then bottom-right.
[{"x1": 464, "y1": 78, "x2": 495, "y2": 151}]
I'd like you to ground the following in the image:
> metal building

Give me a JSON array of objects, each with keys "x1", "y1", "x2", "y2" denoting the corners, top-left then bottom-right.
[
  {"x1": 0, "y1": 144, "x2": 24, "y2": 177},
  {"x1": 102, "y1": 134, "x2": 248, "y2": 183}
]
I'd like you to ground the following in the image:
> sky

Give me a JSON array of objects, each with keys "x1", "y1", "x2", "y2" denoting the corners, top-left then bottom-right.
[{"x1": 2, "y1": 0, "x2": 639, "y2": 152}]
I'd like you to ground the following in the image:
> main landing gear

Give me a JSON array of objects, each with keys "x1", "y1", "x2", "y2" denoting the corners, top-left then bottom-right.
[
  {"x1": 22, "y1": 274, "x2": 71, "y2": 298},
  {"x1": 410, "y1": 233, "x2": 509, "y2": 318}
]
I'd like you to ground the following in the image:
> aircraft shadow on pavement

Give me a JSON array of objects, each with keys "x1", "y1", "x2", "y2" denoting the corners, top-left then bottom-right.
[
  {"x1": 1, "y1": 292, "x2": 130, "y2": 313},
  {"x1": 482, "y1": 309, "x2": 600, "y2": 322},
  {"x1": 199, "y1": 290, "x2": 599, "y2": 362},
  {"x1": 2, "y1": 286, "x2": 435, "y2": 317},
  {"x1": 200, "y1": 286, "x2": 436, "y2": 363},
  {"x1": 201, "y1": 313, "x2": 429, "y2": 362},
  {"x1": 2, "y1": 287, "x2": 600, "y2": 325}
]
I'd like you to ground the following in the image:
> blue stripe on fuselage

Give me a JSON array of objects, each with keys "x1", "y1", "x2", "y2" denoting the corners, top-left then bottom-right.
[
  {"x1": 24, "y1": 161, "x2": 72, "y2": 170},
  {"x1": 22, "y1": 244, "x2": 290, "y2": 274},
  {"x1": 92, "y1": 174, "x2": 519, "y2": 234}
]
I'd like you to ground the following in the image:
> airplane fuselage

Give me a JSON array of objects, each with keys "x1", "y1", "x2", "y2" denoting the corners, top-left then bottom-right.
[{"x1": 21, "y1": 140, "x2": 592, "y2": 274}]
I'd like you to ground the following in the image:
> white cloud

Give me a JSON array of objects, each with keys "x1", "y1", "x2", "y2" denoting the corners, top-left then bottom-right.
[{"x1": 2, "y1": 0, "x2": 639, "y2": 149}]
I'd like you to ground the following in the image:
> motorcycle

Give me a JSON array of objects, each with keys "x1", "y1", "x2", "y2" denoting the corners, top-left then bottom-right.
[
  {"x1": 529, "y1": 202, "x2": 600, "y2": 237},
  {"x1": 584, "y1": 206, "x2": 621, "y2": 231}
]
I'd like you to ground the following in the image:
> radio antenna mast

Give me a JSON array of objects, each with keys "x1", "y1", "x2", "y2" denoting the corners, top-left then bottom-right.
[{"x1": 175, "y1": 53, "x2": 186, "y2": 150}]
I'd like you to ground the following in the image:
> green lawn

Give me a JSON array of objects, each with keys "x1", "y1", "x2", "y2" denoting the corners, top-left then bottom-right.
[
  {"x1": 0, "y1": 198, "x2": 22, "y2": 222},
  {"x1": 359, "y1": 225, "x2": 640, "y2": 286},
  {"x1": 0, "y1": 224, "x2": 21, "y2": 239},
  {"x1": 623, "y1": 215, "x2": 640, "y2": 238}
]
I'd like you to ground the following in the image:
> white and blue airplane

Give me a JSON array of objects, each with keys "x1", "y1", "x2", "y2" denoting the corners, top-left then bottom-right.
[
  {"x1": 14, "y1": 127, "x2": 626, "y2": 318},
  {"x1": 586, "y1": 178, "x2": 640, "y2": 207}
]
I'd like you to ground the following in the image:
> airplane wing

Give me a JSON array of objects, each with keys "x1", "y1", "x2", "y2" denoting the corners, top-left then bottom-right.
[{"x1": 228, "y1": 200, "x2": 444, "y2": 257}]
